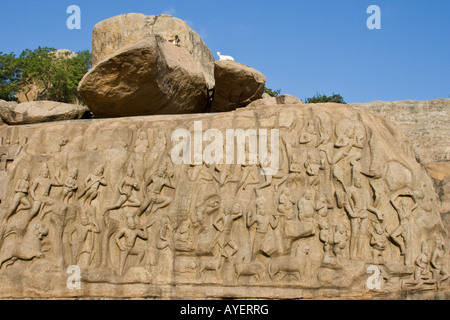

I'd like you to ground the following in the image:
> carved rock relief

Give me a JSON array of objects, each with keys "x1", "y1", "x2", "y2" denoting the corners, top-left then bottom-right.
[{"x1": 0, "y1": 103, "x2": 447, "y2": 298}]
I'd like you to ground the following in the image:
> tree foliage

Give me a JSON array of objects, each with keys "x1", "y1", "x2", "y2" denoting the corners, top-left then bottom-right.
[
  {"x1": 305, "y1": 92, "x2": 346, "y2": 104},
  {"x1": 264, "y1": 87, "x2": 281, "y2": 97},
  {"x1": 0, "y1": 47, "x2": 91, "y2": 103}
]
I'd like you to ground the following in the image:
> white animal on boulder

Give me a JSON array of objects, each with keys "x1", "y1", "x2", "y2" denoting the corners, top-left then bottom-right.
[{"x1": 217, "y1": 52, "x2": 235, "y2": 62}]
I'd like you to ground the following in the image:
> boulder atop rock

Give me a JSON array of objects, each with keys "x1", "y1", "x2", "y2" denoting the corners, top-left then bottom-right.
[
  {"x1": 79, "y1": 13, "x2": 215, "y2": 118},
  {"x1": 78, "y1": 36, "x2": 212, "y2": 118},
  {"x1": 91, "y1": 13, "x2": 214, "y2": 90},
  {"x1": 211, "y1": 60, "x2": 266, "y2": 112},
  {"x1": 0, "y1": 101, "x2": 91, "y2": 125}
]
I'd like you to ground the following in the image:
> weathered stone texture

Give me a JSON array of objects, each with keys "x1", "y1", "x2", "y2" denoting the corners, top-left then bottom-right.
[{"x1": 0, "y1": 102, "x2": 446, "y2": 299}]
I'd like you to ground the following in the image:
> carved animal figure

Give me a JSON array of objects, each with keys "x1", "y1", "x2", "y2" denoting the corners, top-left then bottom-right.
[
  {"x1": 217, "y1": 52, "x2": 235, "y2": 62},
  {"x1": 234, "y1": 261, "x2": 266, "y2": 281},
  {"x1": 199, "y1": 250, "x2": 225, "y2": 279},
  {"x1": 0, "y1": 222, "x2": 48, "y2": 269},
  {"x1": 268, "y1": 244, "x2": 310, "y2": 281}
]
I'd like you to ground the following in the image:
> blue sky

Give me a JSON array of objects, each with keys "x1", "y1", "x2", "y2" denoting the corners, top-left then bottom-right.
[{"x1": 1, "y1": 0, "x2": 449, "y2": 103}]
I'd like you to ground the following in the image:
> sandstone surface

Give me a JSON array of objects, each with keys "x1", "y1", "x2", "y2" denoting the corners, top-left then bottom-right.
[
  {"x1": 0, "y1": 100, "x2": 90, "y2": 125},
  {"x1": 0, "y1": 101, "x2": 446, "y2": 299},
  {"x1": 78, "y1": 36, "x2": 212, "y2": 118},
  {"x1": 211, "y1": 61, "x2": 266, "y2": 112}
]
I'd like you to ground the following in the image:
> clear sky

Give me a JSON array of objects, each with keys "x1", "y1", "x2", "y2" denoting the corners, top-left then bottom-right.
[{"x1": 1, "y1": 0, "x2": 449, "y2": 103}]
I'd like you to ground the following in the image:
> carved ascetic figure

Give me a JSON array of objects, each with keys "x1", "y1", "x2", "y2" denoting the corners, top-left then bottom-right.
[
  {"x1": 390, "y1": 191, "x2": 418, "y2": 264},
  {"x1": 79, "y1": 164, "x2": 107, "y2": 205}
]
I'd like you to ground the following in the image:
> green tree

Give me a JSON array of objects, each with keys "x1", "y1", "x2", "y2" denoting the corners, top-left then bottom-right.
[
  {"x1": 305, "y1": 92, "x2": 346, "y2": 104},
  {"x1": 0, "y1": 52, "x2": 20, "y2": 101},
  {"x1": 0, "y1": 47, "x2": 91, "y2": 103},
  {"x1": 264, "y1": 87, "x2": 281, "y2": 97}
]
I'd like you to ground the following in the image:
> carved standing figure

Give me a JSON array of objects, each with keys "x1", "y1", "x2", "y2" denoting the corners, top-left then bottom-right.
[
  {"x1": 5, "y1": 169, "x2": 31, "y2": 221},
  {"x1": 390, "y1": 191, "x2": 418, "y2": 264},
  {"x1": 69, "y1": 210, "x2": 99, "y2": 265},
  {"x1": 62, "y1": 168, "x2": 78, "y2": 204},
  {"x1": 344, "y1": 176, "x2": 383, "y2": 259},
  {"x1": 247, "y1": 198, "x2": 279, "y2": 260},
  {"x1": 115, "y1": 217, "x2": 148, "y2": 276},
  {"x1": 213, "y1": 203, "x2": 243, "y2": 259}
]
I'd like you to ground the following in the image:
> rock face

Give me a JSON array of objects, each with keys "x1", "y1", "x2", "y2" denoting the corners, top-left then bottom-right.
[
  {"x1": 211, "y1": 61, "x2": 266, "y2": 112},
  {"x1": 0, "y1": 101, "x2": 446, "y2": 299},
  {"x1": 79, "y1": 13, "x2": 215, "y2": 118},
  {"x1": 350, "y1": 99, "x2": 450, "y2": 164},
  {"x1": 350, "y1": 99, "x2": 450, "y2": 232},
  {"x1": 0, "y1": 100, "x2": 90, "y2": 125},
  {"x1": 78, "y1": 36, "x2": 212, "y2": 118},
  {"x1": 247, "y1": 94, "x2": 303, "y2": 109}
]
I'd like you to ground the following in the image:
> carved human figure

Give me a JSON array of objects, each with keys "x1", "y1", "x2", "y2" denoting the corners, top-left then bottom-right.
[
  {"x1": 213, "y1": 203, "x2": 243, "y2": 259},
  {"x1": 235, "y1": 163, "x2": 258, "y2": 195},
  {"x1": 315, "y1": 193, "x2": 329, "y2": 226},
  {"x1": 247, "y1": 198, "x2": 279, "y2": 260},
  {"x1": 304, "y1": 151, "x2": 325, "y2": 190},
  {"x1": 213, "y1": 164, "x2": 232, "y2": 187},
  {"x1": 369, "y1": 222, "x2": 389, "y2": 264},
  {"x1": 135, "y1": 164, "x2": 175, "y2": 217},
  {"x1": 319, "y1": 221, "x2": 333, "y2": 260},
  {"x1": 390, "y1": 191, "x2": 418, "y2": 264},
  {"x1": 430, "y1": 238, "x2": 449, "y2": 287},
  {"x1": 297, "y1": 189, "x2": 316, "y2": 237},
  {"x1": 188, "y1": 160, "x2": 213, "y2": 182},
  {"x1": 333, "y1": 223, "x2": 349, "y2": 258},
  {"x1": 115, "y1": 217, "x2": 148, "y2": 276},
  {"x1": 62, "y1": 168, "x2": 78, "y2": 204},
  {"x1": 277, "y1": 188, "x2": 296, "y2": 220},
  {"x1": 69, "y1": 210, "x2": 99, "y2": 265},
  {"x1": 79, "y1": 164, "x2": 107, "y2": 205},
  {"x1": 5, "y1": 169, "x2": 31, "y2": 221},
  {"x1": 412, "y1": 242, "x2": 432, "y2": 287},
  {"x1": 275, "y1": 152, "x2": 302, "y2": 191},
  {"x1": 134, "y1": 131, "x2": 149, "y2": 153},
  {"x1": 104, "y1": 164, "x2": 141, "y2": 214},
  {"x1": 344, "y1": 176, "x2": 383, "y2": 259},
  {"x1": 299, "y1": 119, "x2": 319, "y2": 148},
  {"x1": 29, "y1": 163, "x2": 62, "y2": 220}
]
